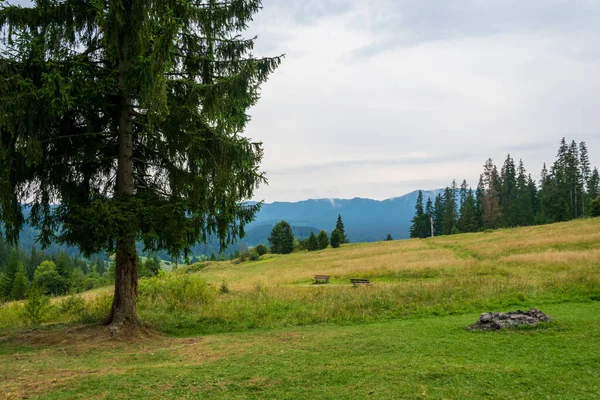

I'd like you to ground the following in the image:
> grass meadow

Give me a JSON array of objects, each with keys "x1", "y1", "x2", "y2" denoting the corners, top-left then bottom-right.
[{"x1": 1, "y1": 218, "x2": 599, "y2": 398}]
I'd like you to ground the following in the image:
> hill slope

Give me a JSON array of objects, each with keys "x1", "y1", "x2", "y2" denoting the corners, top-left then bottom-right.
[{"x1": 191, "y1": 217, "x2": 600, "y2": 289}]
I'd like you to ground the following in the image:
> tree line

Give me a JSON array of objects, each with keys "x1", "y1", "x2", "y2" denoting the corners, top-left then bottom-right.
[
  {"x1": 0, "y1": 239, "x2": 163, "y2": 302},
  {"x1": 410, "y1": 138, "x2": 600, "y2": 238},
  {"x1": 268, "y1": 215, "x2": 349, "y2": 254}
]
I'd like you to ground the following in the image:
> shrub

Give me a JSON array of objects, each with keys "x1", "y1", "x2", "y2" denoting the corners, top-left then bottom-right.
[
  {"x1": 255, "y1": 244, "x2": 269, "y2": 256},
  {"x1": 249, "y1": 250, "x2": 260, "y2": 261},
  {"x1": 21, "y1": 284, "x2": 50, "y2": 325},
  {"x1": 57, "y1": 294, "x2": 86, "y2": 320},
  {"x1": 219, "y1": 281, "x2": 230, "y2": 294}
]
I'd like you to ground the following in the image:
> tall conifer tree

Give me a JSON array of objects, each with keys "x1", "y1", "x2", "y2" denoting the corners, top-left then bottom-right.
[{"x1": 0, "y1": 0, "x2": 282, "y2": 332}]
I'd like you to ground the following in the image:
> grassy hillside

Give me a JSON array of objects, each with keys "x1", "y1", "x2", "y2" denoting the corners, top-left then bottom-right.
[
  {"x1": 1, "y1": 219, "x2": 599, "y2": 398},
  {"x1": 192, "y1": 217, "x2": 600, "y2": 289}
]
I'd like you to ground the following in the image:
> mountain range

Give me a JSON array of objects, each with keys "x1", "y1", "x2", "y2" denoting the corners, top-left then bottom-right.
[
  {"x1": 11, "y1": 189, "x2": 442, "y2": 258},
  {"x1": 243, "y1": 189, "x2": 442, "y2": 245}
]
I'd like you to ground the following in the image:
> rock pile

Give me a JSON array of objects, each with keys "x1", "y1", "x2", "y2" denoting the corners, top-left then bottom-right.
[{"x1": 469, "y1": 308, "x2": 551, "y2": 330}]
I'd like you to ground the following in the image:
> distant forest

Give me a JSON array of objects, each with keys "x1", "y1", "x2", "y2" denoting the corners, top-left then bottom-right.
[{"x1": 410, "y1": 138, "x2": 600, "y2": 238}]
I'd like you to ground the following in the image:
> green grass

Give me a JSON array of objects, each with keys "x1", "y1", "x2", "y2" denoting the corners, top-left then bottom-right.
[
  {"x1": 1, "y1": 302, "x2": 599, "y2": 399},
  {"x1": 1, "y1": 219, "x2": 600, "y2": 398}
]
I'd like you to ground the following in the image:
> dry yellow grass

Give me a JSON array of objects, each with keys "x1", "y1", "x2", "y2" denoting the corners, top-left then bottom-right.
[{"x1": 187, "y1": 218, "x2": 600, "y2": 291}]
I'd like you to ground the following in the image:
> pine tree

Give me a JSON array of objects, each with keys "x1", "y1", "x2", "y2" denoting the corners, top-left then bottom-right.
[
  {"x1": 385, "y1": 234, "x2": 393, "y2": 241},
  {"x1": 307, "y1": 232, "x2": 318, "y2": 251},
  {"x1": 269, "y1": 221, "x2": 295, "y2": 255},
  {"x1": 475, "y1": 176, "x2": 485, "y2": 229},
  {"x1": 441, "y1": 182, "x2": 458, "y2": 235},
  {"x1": 567, "y1": 140, "x2": 584, "y2": 219},
  {"x1": 330, "y1": 229, "x2": 343, "y2": 248},
  {"x1": 500, "y1": 154, "x2": 517, "y2": 227},
  {"x1": 457, "y1": 189, "x2": 478, "y2": 233},
  {"x1": 317, "y1": 231, "x2": 329, "y2": 250},
  {"x1": 459, "y1": 180, "x2": 468, "y2": 216},
  {"x1": 10, "y1": 263, "x2": 29, "y2": 300},
  {"x1": 580, "y1": 142, "x2": 591, "y2": 216},
  {"x1": 424, "y1": 197, "x2": 434, "y2": 238},
  {"x1": 515, "y1": 160, "x2": 534, "y2": 226},
  {"x1": 335, "y1": 215, "x2": 349, "y2": 244},
  {"x1": 410, "y1": 190, "x2": 428, "y2": 238},
  {"x1": 0, "y1": 251, "x2": 20, "y2": 299},
  {"x1": 589, "y1": 168, "x2": 600, "y2": 202},
  {"x1": 433, "y1": 194, "x2": 445, "y2": 236},
  {"x1": 481, "y1": 159, "x2": 502, "y2": 229},
  {"x1": 0, "y1": 0, "x2": 281, "y2": 331}
]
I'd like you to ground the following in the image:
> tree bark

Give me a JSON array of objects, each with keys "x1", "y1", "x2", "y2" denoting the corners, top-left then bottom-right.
[{"x1": 103, "y1": 47, "x2": 141, "y2": 331}]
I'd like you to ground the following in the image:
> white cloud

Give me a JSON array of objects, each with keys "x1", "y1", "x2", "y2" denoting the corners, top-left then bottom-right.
[{"x1": 245, "y1": 0, "x2": 600, "y2": 201}]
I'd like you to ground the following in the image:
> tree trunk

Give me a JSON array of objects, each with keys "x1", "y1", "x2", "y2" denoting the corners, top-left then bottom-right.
[{"x1": 103, "y1": 50, "x2": 141, "y2": 331}]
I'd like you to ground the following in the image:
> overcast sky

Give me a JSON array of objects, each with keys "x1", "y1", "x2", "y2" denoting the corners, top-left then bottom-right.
[
  {"x1": 7, "y1": 0, "x2": 600, "y2": 202},
  {"x1": 244, "y1": 0, "x2": 600, "y2": 202}
]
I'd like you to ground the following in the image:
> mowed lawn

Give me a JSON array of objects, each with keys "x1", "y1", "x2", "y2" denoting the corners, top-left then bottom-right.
[{"x1": 1, "y1": 302, "x2": 599, "y2": 399}]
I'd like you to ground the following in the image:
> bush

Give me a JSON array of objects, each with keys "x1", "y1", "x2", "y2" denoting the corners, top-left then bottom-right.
[
  {"x1": 255, "y1": 244, "x2": 269, "y2": 256},
  {"x1": 21, "y1": 284, "x2": 50, "y2": 325},
  {"x1": 57, "y1": 294, "x2": 86, "y2": 319},
  {"x1": 249, "y1": 250, "x2": 260, "y2": 261},
  {"x1": 219, "y1": 281, "x2": 230, "y2": 294}
]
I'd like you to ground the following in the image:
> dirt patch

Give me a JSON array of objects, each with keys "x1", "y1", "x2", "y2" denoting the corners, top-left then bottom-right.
[{"x1": 3, "y1": 324, "x2": 160, "y2": 349}]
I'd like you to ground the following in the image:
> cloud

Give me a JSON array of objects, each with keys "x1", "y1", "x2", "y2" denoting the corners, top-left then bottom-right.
[{"x1": 244, "y1": 0, "x2": 600, "y2": 201}]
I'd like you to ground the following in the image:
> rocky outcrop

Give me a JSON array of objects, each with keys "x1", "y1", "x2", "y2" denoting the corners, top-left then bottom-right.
[{"x1": 469, "y1": 308, "x2": 551, "y2": 330}]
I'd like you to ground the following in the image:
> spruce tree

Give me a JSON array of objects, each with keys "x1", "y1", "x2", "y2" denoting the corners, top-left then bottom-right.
[
  {"x1": 268, "y1": 221, "x2": 295, "y2": 255},
  {"x1": 441, "y1": 182, "x2": 457, "y2": 235},
  {"x1": 424, "y1": 197, "x2": 434, "y2": 238},
  {"x1": 457, "y1": 189, "x2": 478, "y2": 233},
  {"x1": 515, "y1": 159, "x2": 534, "y2": 226},
  {"x1": 500, "y1": 154, "x2": 517, "y2": 227},
  {"x1": 589, "y1": 168, "x2": 600, "y2": 202},
  {"x1": 481, "y1": 159, "x2": 502, "y2": 229},
  {"x1": 10, "y1": 263, "x2": 29, "y2": 300},
  {"x1": 385, "y1": 234, "x2": 393, "y2": 241},
  {"x1": 335, "y1": 215, "x2": 349, "y2": 243},
  {"x1": 0, "y1": 0, "x2": 281, "y2": 331},
  {"x1": 433, "y1": 194, "x2": 445, "y2": 236},
  {"x1": 0, "y1": 251, "x2": 20, "y2": 299},
  {"x1": 317, "y1": 231, "x2": 329, "y2": 250},
  {"x1": 459, "y1": 180, "x2": 468, "y2": 214},
  {"x1": 410, "y1": 190, "x2": 427, "y2": 238},
  {"x1": 475, "y1": 176, "x2": 485, "y2": 229},
  {"x1": 330, "y1": 229, "x2": 343, "y2": 248},
  {"x1": 580, "y1": 142, "x2": 591, "y2": 215},
  {"x1": 306, "y1": 232, "x2": 318, "y2": 251}
]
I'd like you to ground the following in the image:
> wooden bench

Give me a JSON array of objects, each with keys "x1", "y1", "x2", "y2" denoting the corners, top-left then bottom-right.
[
  {"x1": 313, "y1": 275, "x2": 330, "y2": 284},
  {"x1": 350, "y1": 278, "x2": 371, "y2": 287}
]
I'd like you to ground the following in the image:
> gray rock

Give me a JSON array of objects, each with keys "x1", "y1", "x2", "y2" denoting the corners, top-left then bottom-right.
[{"x1": 468, "y1": 308, "x2": 551, "y2": 330}]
